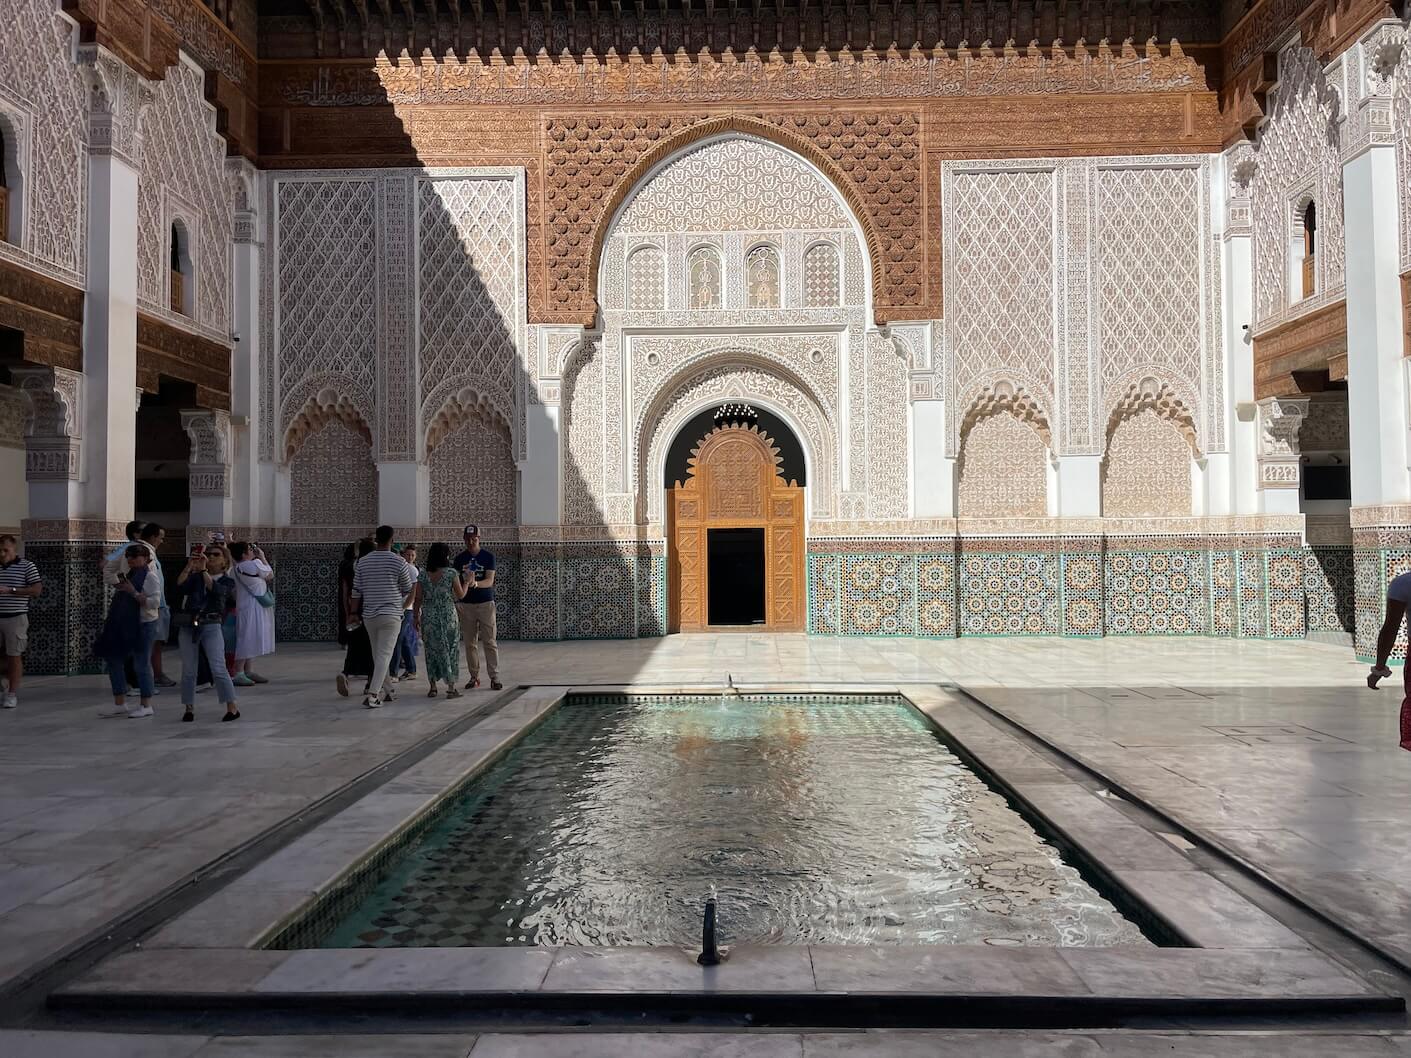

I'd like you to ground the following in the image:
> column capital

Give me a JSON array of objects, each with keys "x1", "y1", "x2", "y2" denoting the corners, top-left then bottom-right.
[
  {"x1": 180, "y1": 408, "x2": 233, "y2": 498},
  {"x1": 1338, "y1": 20, "x2": 1404, "y2": 165},
  {"x1": 11, "y1": 365, "x2": 83, "y2": 482},
  {"x1": 1223, "y1": 142, "x2": 1257, "y2": 239},
  {"x1": 75, "y1": 45, "x2": 155, "y2": 169},
  {"x1": 1256, "y1": 396, "x2": 1309, "y2": 490}
]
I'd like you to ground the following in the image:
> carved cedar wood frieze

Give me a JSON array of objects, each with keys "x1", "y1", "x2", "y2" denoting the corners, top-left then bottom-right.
[
  {"x1": 136, "y1": 312, "x2": 233, "y2": 410},
  {"x1": 0, "y1": 259, "x2": 84, "y2": 372}
]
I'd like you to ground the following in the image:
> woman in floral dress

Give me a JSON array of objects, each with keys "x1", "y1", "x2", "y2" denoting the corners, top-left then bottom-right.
[{"x1": 413, "y1": 542, "x2": 468, "y2": 698}]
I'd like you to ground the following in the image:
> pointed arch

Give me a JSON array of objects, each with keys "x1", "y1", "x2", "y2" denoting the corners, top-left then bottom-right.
[{"x1": 587, "y1": 115, "x2": 884, "y2": 322}]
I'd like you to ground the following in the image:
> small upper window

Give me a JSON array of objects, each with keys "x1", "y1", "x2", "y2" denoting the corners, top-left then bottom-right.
[
  {"x1": 803, "y1": 242, "x2": 840, "y2": 307},
  {"x1": 1300, "y1": 200, "x2": 1316, "y2": 300},
  {"x1": 626, "y1": 245, "x2": 665, "y2": 311},
  {"x1": 169, "y1": 221, "x2": 193, "y2": 316},
  {"x1": 0, "y1": 118, "x2": 20, "y2": 246},
  {"x1": 687, "y1": 245, "x2": 721, "y2": 310}
]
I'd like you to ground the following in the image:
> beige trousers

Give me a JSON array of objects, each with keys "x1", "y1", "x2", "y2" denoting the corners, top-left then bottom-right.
[{"x1": 456, "y1": 601, "x2": 499, "y2": 681}]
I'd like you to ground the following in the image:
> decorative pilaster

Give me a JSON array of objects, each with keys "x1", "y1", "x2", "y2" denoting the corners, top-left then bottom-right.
[
  {"x1": 226, "y1": 157, "x2": 268, "y2": 525},
  {"x1": 1339, "y1": 21, "x2": 1411, "y2": 659},
  {"x1": 11, "y1": 365, "x2": 83, "y2": 498},
  {"x1": 1255, "y1": 396, "x2": 1309, "y2": 511},
  {"x1": 1222, "y1": 143, "x2": 1259, "y2": 517}
]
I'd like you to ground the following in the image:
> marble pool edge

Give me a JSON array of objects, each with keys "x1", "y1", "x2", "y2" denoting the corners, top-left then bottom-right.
[{"x1": 49, "y1": 683, "x2": 1399, "y2": 1014}]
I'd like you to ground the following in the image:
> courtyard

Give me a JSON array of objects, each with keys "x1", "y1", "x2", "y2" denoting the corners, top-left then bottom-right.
[{"x1": 0, "y1": 634, "x2": 1408, "y2": 1055}]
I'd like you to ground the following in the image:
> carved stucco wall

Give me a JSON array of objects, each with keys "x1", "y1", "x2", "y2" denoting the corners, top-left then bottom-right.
[
  {"x1": 1250, "y1": 43, "x2": 1346, "y2": 333},
  {"x1": 1394, "y1": 23, "x2": 1411, "y2": 273},
  {"x1": 1102, "y1": 409, "x2": 1193, "y2": 517},
  {"x1": 289, "y1": 421, "x2": 378, "y2": 526},
  {"x1": 136, "y1": 55, "x2": 231, "y2": 342},
  {"x1": 943, "y1": 155, "x2": 1220, "y2": 456},
  {"x1": 0, "y1": 0, "x2": 87, "y2": 285},
  {"x1": 428, "y1": 416, "x2": 517, "y2": 527},
  {"x1": 956, "y1": 412, "x2": 1048, "y2": 517},
  {"x1": 266, "y1": 168, "x2": 525, "y2": 471},
  {"x1": 569, "y1": 135, "x2": 901, "y2": 527}
]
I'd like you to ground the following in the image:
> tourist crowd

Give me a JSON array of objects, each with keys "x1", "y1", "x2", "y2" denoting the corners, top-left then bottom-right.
[{"x1": 0, "y1": 520, "x2": 502, "y2": 717}]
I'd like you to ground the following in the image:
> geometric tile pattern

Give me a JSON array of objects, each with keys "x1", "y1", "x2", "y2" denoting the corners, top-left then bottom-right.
[
  {"x1": 1305, "y1": 546, "x2": 1355, "y2": 635},
  {"x1": 958, "y1": 548, "x2": 1060, "y2": 636},
  {"x1": 1103, "y1": 548, "x2": 1206, "y2": 636}
]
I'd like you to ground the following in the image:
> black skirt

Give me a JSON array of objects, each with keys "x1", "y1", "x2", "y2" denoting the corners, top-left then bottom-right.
[{"x1": 342, "y1": 623, "x2": 373, "y2": 677}]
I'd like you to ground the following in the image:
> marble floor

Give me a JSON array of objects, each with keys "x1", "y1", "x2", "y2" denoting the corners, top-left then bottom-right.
[{"x1": 1, "y1": 633, "x2": 1408, "y2": 1055}]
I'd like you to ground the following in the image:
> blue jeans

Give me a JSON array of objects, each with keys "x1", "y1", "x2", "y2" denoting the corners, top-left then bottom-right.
[
  {"x1": 106, "y1": 620, "x2": 157, "y2": 698},
  {"x1": 395, "y1": 609, "x2": 417, "y2": 675},
  {"x1": 180, "y1": 622, "x2": 237, "y2": 706}
]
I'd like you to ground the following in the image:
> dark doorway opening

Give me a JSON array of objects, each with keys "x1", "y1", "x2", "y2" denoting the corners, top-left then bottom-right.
[{"x1": 707, "y1": 527, "x2": 765, "y2": 626}]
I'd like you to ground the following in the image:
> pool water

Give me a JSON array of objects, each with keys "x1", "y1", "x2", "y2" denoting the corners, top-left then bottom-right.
[{"x1": 317, "y1": 694, "x2": 1150, "y2": 949}]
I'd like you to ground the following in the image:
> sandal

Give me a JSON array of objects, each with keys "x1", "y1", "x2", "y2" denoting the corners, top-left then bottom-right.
[
  {"x1": 221, "y1": 709, "x2": 241, "y2": 722},
  {"x1": 427, "y1": 686, "x2": 438, "y2": 698},
  {"x1": 182, "y1": 707, "x2": 194, "y2": 723},
  {"x1": 445, "y1": 686, "x2": 462, "y2": 699}
]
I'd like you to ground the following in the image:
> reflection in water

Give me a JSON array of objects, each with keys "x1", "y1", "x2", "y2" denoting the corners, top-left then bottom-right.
[{"x1": 322, "y1": 695, "x2": 1149, "y2": 949}]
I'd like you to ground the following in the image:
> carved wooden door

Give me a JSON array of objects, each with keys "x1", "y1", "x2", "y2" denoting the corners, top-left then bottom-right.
[{"x1": 667, "y1": 424, "x2": 805, "y2": 633}]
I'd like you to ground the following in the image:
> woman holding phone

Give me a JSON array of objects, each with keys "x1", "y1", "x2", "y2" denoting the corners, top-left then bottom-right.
[
  {"x1": 176, "y1": 543, "x2": 240, "y2": 721},
  {"x1": 95, "y1": 545, "x2": 162, "y2": 719}
]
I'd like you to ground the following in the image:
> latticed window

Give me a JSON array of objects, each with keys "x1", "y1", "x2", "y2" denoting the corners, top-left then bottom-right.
[
  {"x1": 1301, "y1": 201, "x2": 1317, "y2": 299},
  {"x1": 802, "y1": 242, "x2": 840, "y2": 307},
  {"x1": 745, "y1": 244, "x2": 780, "y2": 309},
  {"x1": 687, "y1": 245, "x2": 721, "y2": 310},
  {"x1": 626, "y1": 245, "x2": 665, "y2": 310},
  {"x1": 169, "y1": 223, "x2": 186, "y2": 315}
]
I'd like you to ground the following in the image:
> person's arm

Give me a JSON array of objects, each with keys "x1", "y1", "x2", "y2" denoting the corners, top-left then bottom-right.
[
  {"x1": 412, "y1": 581, "x2": 424, "y2": 629},
  {"x1": 102, "y1": 548, "x2": 124, "y2": 586},
  {"x1": 450, "y1": 571, "x2": 470, "y2": 601},
  {"x1": 477, "y1": 554, "x2": 496, "y2": 590},
  {"x1": 11, "y1": 563, "x2": 42, "y2": 599},
  {"x1": 1370, "y1": 598, "x2": 1406, "y2": 686},
  {"x1": 349, "y1": 563, "x2": 364, "y2": 618}
]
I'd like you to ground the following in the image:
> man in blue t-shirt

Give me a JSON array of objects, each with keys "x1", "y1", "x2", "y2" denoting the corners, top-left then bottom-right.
[{"x1": 452, "y1": 524, "x2": 501, "y2": 691}]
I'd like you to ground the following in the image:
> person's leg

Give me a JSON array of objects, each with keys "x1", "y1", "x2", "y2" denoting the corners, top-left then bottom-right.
[
  {"x1": 131, "y1": 622, "x2": 156, "y2": 712},
  {"x1": 201, "y1": 625, "x2": 239, "y2": 716},
  {"x1": 477, "y1": 602, "x2": 500, "y2": 684},
  {"x1": 178, "y1": 627, "x2": 199, "y2": 713},
  {"x1": 394, "y1": 611, "x2": 413, "y2": 676},
  {"x1": 365, "y1": 614, "x2": 401, "y2": 704},
  {"x1": 99, "y1": 652, "x2": 130, "y2": 715},
  {"x1": 1, "y1": 615, "x2": 25, "y2": 705},
  {"x1": 1401, "y1": 665, "x2": 1411, "y2": 752},
  {"x1": 457, "y1": 605, "x2": 479, "y2": 685}
]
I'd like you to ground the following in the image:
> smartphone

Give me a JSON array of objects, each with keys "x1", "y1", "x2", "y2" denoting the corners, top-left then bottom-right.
[{"x1": 190, "y1": 543, "x2": 205, "y2": 557}]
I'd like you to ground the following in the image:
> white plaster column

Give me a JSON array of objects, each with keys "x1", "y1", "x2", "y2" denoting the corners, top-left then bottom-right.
[
  {"x1": 75, "y1": 46, "x2": 150, "y2": 525},
  {"x1": 522, "y1": 383, "x2": 563, "y2": 525},
  {"x1": 227, "y1": 159, "x2": 268, "y2": 526},
  {"x1": 1341, "y1": 27, "x2": 1411, "y2": 508},
  {"x1": 1256, "y1": 396, "x2": 1309, "y2": 515},
  {"x1": 1056, "y1": 455, "x2": 1102, "y2": 517},
  {"x1": 1221, "y1": 144, "x2": 1260, "y2": 516},
  {"x1": 377, "y1": 461, "x2": 429, "y2": 526},
  {"x1": 908, "y1": 374, "x2": 951, "y2": 518}
]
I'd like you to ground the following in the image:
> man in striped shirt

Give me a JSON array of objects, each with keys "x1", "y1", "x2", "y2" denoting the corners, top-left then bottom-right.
[
  {"x1": 0, "y1": 535, "x2": 43, "y2": 710},
  {"x1": 350, "y1": 524, "x2": 416, "y2": 709}
]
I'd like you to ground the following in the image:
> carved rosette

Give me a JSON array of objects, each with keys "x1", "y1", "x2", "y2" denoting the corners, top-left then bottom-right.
[
  {"x1": 1256, "y1": 396, "x2": 1310, "y2": 489},
  {"x1": 11, "y1": 365, "x2": 82, "y2": 482},
  {"x1": 76, "y1": 45, "x2": 155, "y2": 168},
  {"x1": 180, "y1": 408, "x2": 232, "y2": 497}
]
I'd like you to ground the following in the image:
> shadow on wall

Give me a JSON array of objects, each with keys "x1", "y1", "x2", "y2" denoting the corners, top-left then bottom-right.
[{"x1": 267, "y1": 82, "x2": 654, "y2": 647}]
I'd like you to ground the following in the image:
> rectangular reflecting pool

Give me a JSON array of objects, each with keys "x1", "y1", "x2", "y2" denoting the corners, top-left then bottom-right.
[{"x1": 280, "y1": 693, "x2": 1152, "y2": 950}]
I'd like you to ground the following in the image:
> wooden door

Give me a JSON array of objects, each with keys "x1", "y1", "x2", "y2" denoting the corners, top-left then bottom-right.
[{"x1": 667, "y1": 424, "x2": 805, "y2": 632}]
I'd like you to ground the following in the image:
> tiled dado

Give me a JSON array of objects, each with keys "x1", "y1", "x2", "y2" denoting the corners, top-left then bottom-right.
[
  {"x1": 806, "y1": 535, "x2": 1327, "y2": 641},
  {"x1": 269, "y1": 540, "x2": 666, "y2": 644},
  {"x1": 1351, "y1": 511, "x2": 1411, "y2": 662}
]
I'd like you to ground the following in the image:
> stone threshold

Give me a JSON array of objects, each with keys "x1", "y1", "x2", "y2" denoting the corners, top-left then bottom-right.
[{"x1": 49, "y1": 683, "x2": 1404, "y2": 1024}]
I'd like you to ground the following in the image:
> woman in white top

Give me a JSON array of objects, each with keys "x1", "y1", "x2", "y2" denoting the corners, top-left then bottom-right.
[{"x1": 231, "y1": 541, "x2": 275, "y2": 685}]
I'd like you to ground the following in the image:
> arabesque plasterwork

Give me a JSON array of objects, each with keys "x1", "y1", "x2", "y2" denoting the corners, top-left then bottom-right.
[{"x1": 0, "y1": 0, "x2": 88, "y2": 287}]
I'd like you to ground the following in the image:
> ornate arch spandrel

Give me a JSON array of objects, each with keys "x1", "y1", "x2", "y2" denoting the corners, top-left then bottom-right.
[
  {"x1": 587, "y1": 117, "x2": 885, "y2": 325},
  {"x1": 638, "y1": 358, "x2": 836, "y2": 523},
  {"x1": 423, "y1": 385, "x2": 514, "y2": 454},
  {"x1": 1102, "y1": 376, "x2": 1201, "y2": 457}
]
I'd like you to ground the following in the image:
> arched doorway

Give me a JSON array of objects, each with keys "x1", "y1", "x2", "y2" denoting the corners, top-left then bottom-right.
[{"x1": 667, "y1": 408, "x2": 805, "y2": 632}]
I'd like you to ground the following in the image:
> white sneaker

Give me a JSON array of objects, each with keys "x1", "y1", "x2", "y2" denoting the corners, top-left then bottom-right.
[
  {"x1": 127, "y1": 705, "x2": 154, "y2": 719},
  {"x1": 363, "y1": 695, "x2": 381, "y2": 709},
  {"x1": 1, "y1": 693, "x2": 16, "y2": 709},
  {"x1": 382, "y1": 684, "x2": 398, "y2": 701},
  {"x1": 99, "y1": 704, "x2": 130, "y2": 718}
]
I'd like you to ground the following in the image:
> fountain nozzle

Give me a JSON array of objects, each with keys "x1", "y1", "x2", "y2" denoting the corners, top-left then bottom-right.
[{"x1": 698, "y1": 897, "x2": 721, "y2": 966}]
